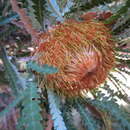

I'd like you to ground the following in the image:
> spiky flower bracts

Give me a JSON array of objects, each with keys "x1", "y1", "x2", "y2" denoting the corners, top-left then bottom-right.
[{"x1": 34, "y1": 20, "x2": 115, "y2": 97}]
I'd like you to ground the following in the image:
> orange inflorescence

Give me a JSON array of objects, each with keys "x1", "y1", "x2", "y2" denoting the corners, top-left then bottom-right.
[{"x1": 34, "y1": 19, "x2": 115, "y2": 97}]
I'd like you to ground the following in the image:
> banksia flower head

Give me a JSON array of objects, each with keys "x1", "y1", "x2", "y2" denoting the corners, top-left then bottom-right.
[{"x1": 34, "y1": 19, "x2": 115, "y2": 97}]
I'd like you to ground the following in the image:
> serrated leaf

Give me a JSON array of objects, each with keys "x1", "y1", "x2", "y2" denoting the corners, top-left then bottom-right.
[
  {"x1": 23, "y1": 112, "x2": 42, "y2": 122},
  {"x1": 25, "y1": 121, "x2": 43, "y2": 130},
  {"x1": 75, "y1": 102, "x2": 97, "y2": 130},
  {"x1": 31, "y1": 0, "x2": 48, "y2": 27},
  {"x1": 22, "y1": 102, "x2": 41, "y2": 114},
  {"x1": 47, "y1": 0, "x2": 63, "y2": 20},
  {"x1": 0, "y1": 47, "x2": 26, "y2": 95},
  {"x1": 47, "y1": 89, "x2": 67, "y2": 130},
  {"x1": 27, "y1": 61, "x2": 58, "y2": 74},
  {"x1": 26, "y1": 0, "x2": 42, "y2": 30},
  {"x1": 56, "y1": 0, "x2": 68, "y2": 13},
  {"x1": 89, "y1": 99, "x2": 130, "y2": 129},
  {"x1": 104, "y1": 0, "x2": 130, "y2": 25},
  {"x1": 18, "y1": 81, "x2": 43, "y2": 129}
]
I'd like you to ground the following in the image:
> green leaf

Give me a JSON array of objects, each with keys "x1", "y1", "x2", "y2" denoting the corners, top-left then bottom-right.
[
  {"x1": 22, "y1": 102, "x2": 41, "y2": 113},
  {"x1": 104, "y1": 0, "x2": 130, "y2": 25},
  {"x1": 88, "y1": 99, "x2": 130, "y2": 129},
  {"x1": 25, "y1": 121, "x2": 43, "y2": 130},
  {"x1": 47, "y1": 0, "x2": 64, "y2": 20},
  {"x1": 0, "y1": 14, "x2": 19, "y2": 26},
  {"x1": 27, "y1": 61, "x2": 58, "y2": 74},
  {"x1": 75, "y1": 101, "x2": 97, "y2": 130},
  {"x1": 56, "y1": 0, "x2": 68, "y2": 13},
  {"x1": 47, "y1": 89, "x2": 67, "y2": 130},
  {"x1": 31, "y1": 0, "x2": 48, "y2": 26},
  {"x1": 66, "y1": 0, "x2": 117, "y2": 16},
  {"x1": 18, "y1": 81, "x2": 44, "y2": 130},
  {"x1": 26, "y1": 0, "x2": 42, "y2": 30},
  {"x1": 0, "y1": 47, "x2": 26, "y2": 95},
  {"x1": 62, "y1": 101, "x2": 77, "y2": 130},
  {"x1": 23, "y1": 113, "x2": 42, "y2": 122}
]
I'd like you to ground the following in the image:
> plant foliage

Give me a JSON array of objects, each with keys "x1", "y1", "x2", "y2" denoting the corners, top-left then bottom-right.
[
  {"x1": 27, "y1": 61, "x2": 58, "y2": 74},
  {"x1": 47, "y1": 89, "x2": 67, "y2": 130},
  {"x1": 17, "y1": 81, "x2": 43, "y2": 130},
  {"x1": 0, "y1": 47, "x2": 26, "y2": 95},
  {"x1": 30, "y1": 0, "x2": 49, "y2": 28},
  {"x1": 56, "y1": 0, "x2": 68, "y2": 13},
  {"x1": 0, "y1": 47, "x2": 43, "y2": 129}
]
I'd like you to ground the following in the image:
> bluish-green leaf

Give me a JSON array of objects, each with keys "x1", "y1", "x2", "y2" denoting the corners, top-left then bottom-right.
[
  {"x1": 27, "y1": 61, "x2": 58, "y2": 74},
  {"x1": 47, "y1": 89, "x2": 67, "y2": 130},
  {"x1": 0, "y1": 14, "x2": 19, "y2": 26},
  {"x1": 25, "y1": 121, "x2": 43, "y2": 130},
  {"x1": 18, "y1": 81, "x2": 43, "y2": 129}
]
